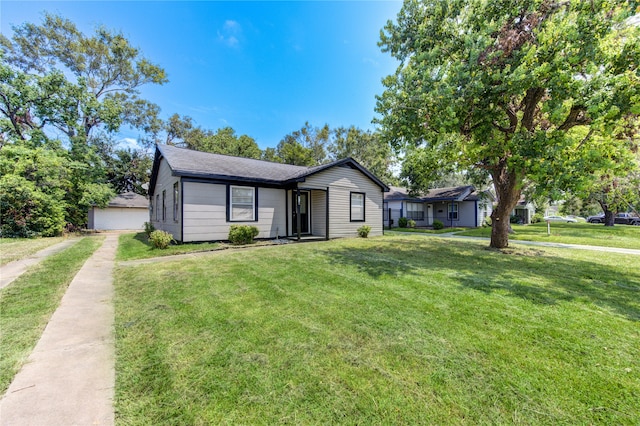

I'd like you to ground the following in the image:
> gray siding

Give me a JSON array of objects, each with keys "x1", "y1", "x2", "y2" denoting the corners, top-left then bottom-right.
[
  {"x1": 151, "y1": 158, "x2": 182, "y2": 241},
  {"x1": 311, "y1": 190, "x2": 327, "y2": 237},
  {"x1": 304, "y1": 166, "x2": 383, "y2": 238},
  {"x1": 182, "y1": 183, "x2": 286, "y2": 242}
]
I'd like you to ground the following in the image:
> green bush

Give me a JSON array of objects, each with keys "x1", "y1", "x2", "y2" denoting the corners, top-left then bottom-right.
[
  {"x1": 398, "y1": 217, "x2": 408, "y2": 228},
  {"x1": 432, "y1": 219, "x2": 444, "y2": 230},
  {"x1": 0, "y1": 175, "x2": 66, "y2": 237},
  {"x1": 357, "y1": 225, "x2": 371, "y2": 238},
  {"x1": 149, "y1": 230, "x2": 174, "y2": 249},
  {"x1": 482, "y1": 216, "x2": 492, "y2": 228},
  {"x1": 532, "y1": 213, "x2": 544, "y2": 224},
  {"x1": 228, "y1": 225, "x2": 260, "y2": 245},
  {"x1": 144, "y1": 221, "x2": 155, "y2": 238},
  {"x1": 407, "y1": 219, "x2": 416, "y2": 228}
]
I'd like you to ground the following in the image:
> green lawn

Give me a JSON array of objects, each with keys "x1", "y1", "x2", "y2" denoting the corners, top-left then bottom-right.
[
  {"x1": 0, "y1": 237, "x2": 104, "y2": 393},
  {"x1": 0, "y1": 236, "x2": 68, "y2": 266},
  {"x1": 114, "y1": 235, "x2": 639, "y2": 424},
  {"x1": 387, "y1": 227, "x2": 466, "y2": 234},
  {"x1": 116, "y1": 232, "x2": 220, "y2": 261},
  {"x1": 456, "y1": 222, "x2": 640, "y2": 249}
]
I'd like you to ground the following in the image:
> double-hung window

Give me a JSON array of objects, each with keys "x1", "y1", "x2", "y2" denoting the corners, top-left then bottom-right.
[
  {"x1": 155, "y1": 194, "x2": 160, "y2": 221},
  {"x1": 230, "y1": 186, "x2": 256, "y2": 221},
  {"x1": 406, "y1": 202, "x2": 424, "y2": 220},
  {"x1": 448, "y1": 203, "x2": 459, "y2": 220},
  {"x1": 173, "y1": 182, "x2": 179, "y2": 222},
  {"x1": 350, "y1": 192, "x2": 365, "y2": 222},
  {"x1": 162, "y1": 190, "x2": 166, "y2": 222}
]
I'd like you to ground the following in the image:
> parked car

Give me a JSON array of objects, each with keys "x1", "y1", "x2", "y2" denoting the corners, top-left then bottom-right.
[
  {"x1": 587, "y1": 212, "x2": 640, "y2": 225},
  {"x1": 543, "y1": 215, "x2": 578, "y2": 223}
]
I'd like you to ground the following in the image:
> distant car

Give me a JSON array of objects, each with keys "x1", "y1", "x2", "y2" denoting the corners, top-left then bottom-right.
[
  {"x1": 587, "y1": 214, "x2": 605, "y2": 223},
  {"x1": 544, "y1": 215, "x2": 578, "y2": 223},
  {"x1": 588, "y1": 212, "x2": 640, "y2": 225}
]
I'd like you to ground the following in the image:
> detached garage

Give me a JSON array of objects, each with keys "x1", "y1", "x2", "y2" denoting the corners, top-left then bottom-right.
[{"x1": 88, "y1": 192, "x2": 149, "y2": 231}]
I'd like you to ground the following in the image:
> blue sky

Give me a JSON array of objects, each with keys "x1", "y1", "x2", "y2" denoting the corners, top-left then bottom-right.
[{"x1": 1, "y1": 1, "x2": 402, "y2": 150}]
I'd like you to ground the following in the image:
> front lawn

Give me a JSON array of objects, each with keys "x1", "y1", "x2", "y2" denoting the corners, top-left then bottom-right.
[
  {"x1": 114, "y1": 235, "x2": 639, "y2": 424},
  {"x1": 0, "y1": 236, "x2": 68, "y2": 266},
  {"x1": 116, "y1": 232, "x2": 220, "y2": 261},
  {"x1": 456, "y1": 222, "x2": 640, "y2": 249}
]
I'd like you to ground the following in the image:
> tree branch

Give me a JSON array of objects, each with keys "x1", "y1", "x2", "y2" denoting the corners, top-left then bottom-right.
[
  {"x1": 558, "y1": 105, "x2": 591, "y2": 131},
  {"x1": 520, "y1": 87, "x2": 545, "y2": 131}
]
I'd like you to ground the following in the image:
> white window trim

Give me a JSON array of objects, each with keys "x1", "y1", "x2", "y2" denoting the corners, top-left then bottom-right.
[{"x1": 230, "y1": 185, "x2": 256, "y2": 222}]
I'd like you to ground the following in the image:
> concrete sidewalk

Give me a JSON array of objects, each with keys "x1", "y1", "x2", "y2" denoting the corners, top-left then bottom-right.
[
  {"x1": 0, "y1": 238, "x2": 81, "y2": 290},
  {"x1": 0, "y1": 234, "x2": 118, "y2": 426}
]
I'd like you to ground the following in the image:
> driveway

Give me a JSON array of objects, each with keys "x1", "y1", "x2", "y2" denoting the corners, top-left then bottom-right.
[{"x1": 0, "y1": 234, "x2": 118, "y2": 426}]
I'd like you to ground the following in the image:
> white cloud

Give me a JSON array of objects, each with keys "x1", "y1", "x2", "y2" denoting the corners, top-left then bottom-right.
[
  {"x1": 218, "y1": 20, "x2": 242, "y2": 48},
  {"x1": 117, "y1": 137, "x2": 140, "y2": 150}
]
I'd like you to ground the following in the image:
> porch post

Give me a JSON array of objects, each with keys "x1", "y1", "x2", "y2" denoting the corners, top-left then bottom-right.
[
  {"x1": 296, "y1": 187, "x2": 301, "y2": 241},
  {"x1": 325, "y1": 187, "x2": 330, "y2": 240}
]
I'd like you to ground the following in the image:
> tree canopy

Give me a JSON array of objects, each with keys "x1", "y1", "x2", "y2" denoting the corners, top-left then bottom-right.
[{"x1": 376, "y1": 0, "x2": 640, "y2": 247}]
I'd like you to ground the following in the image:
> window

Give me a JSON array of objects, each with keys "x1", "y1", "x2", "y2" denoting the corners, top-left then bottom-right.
[
  {"x1": 406, "y1": 202, "x2": 424, "y2": 220},
  {"x1": 162, "y1": 190, "x2": 166, "y2": 222},
  {"x1": 173, "y1": 182, "x2": 179, "y2": 222},
  {"x1": 448, "y1": 203, "x2": 458, "y2": 220},
  {"x1": 155, "y1": 194, "x2": 159, "y2": 221},
  {"x1": 230, "y1": 186, "x2": 255, "y2": 221},
  {"x1": 350, "y1": 192, "x2": 365, "y2": 222}
]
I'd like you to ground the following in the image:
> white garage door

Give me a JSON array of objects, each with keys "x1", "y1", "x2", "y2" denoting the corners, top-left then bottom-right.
[{"x1": 94, "y1": 208, "x2": 149, "y2": 230}]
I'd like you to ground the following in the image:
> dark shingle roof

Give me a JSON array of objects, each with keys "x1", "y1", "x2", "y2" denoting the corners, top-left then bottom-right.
[
  {"x1": 107, "y1": 192, "x2": 148, "y2": 208},
  {"x1": 385, "y1": 185, "x2": 476, "y2": 202},
  {"x1": 151, "y1": 144, "x2": 389, "y2": 191}
]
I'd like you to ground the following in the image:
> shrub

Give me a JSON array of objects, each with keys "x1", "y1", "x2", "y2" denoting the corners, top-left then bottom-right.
[
  {"x1": 532, "y1": 213, "x2": 544, "y2": 224},
  {"x1": 228, "y1": 225, "x2": 260, "y2": 245},
  {"x1": 144, "y1": 221, "x2": 155, "y2": 238},
  {"x1": 482, "y1": 216, "x2": 492, "y2": 228},
  {"x1": 398, "y1": 217, "x2": 408, "y2": 228},
  {"x1": 357, "y1": 225, "x2": 371, "y2": 238},
  {"x1": 407, "y1": 219, "x2": 416, "y2": 228},
  {"x1": 432, "y1": 219, "x2": 444, "y2": 230},
  {"x1": 149, "y1": 230, "x2": 174, "y2": 249}
]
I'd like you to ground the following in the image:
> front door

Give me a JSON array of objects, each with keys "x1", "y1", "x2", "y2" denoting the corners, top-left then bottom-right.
[{"x1": 292, "y1": 191, "x2": 310, "y2": 234}]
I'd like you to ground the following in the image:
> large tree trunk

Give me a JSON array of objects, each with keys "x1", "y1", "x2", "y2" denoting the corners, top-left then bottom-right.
[
  {"x1": 489, "y1": 162, "x2": 522, "y2": 248},
  {"x1": 597, "y1": 200, "x2": 615, "y2": 227},
  {"x1": 603, "y1": 209, "x2": 615, "y2": 227}
]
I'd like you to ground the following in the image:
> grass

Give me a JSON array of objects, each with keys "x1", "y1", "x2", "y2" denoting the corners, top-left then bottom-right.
[
  {"x1": 388, "y1": 227, "x2": 465, "y2": 234},
  {"x1": 0, "y1": 236, "x2": 68, "y2": 266},
  {"x1": 116, "y1": 232, "x2": 220, "y2": 261},
  {"x1": 114, "y1": 235, "x2": 639, "y2": 424},
  {"x1": 456, "y1": 222, "x2": 640, "y2": 249},
  {"x1": 0, "y1": 236, "x2": 104, "y2": 393}
]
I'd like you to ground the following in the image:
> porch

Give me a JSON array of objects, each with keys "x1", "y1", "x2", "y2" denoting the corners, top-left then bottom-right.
[{"x1": 286, "y1": 187, "x2": 329, "y2": 241}]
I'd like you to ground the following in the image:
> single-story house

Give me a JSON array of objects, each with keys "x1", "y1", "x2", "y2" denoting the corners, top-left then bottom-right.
[
  {"x1": 88, "y1": 192, "x2": 149, "y2": 230},
  {"x1": 512, "y1": 197, "x2": 536, "y2": 224},
  {"x1": 384, "y1": 185, "x2": 494, "y2": 228},
  {"x1": 149, "y1": 144, "x2": 389, "y2": 242}
]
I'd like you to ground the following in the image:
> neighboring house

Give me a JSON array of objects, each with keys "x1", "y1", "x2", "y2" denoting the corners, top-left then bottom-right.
[
  {"x1": 384, "y1": 185, "x2": 493, "y2": 228},
  {"x1": 512, "y1": 198, "x2": 536, "y2": 224},
  {"x1": 88, "y1": 192, "x2": 149, "y2": 231},
  {"x1": 149, "y1": 144, "x2": 389, "y2": 242}
]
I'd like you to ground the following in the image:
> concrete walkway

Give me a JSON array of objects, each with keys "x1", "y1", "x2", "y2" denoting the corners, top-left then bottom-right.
[
  {"x1": 0, "y1": 234, "x2": 118, "y2": 426},
  {"x1": 386, "y1": 230, "x2": 640, "y2": 255},
  {"x1": 0, "y1": 239, "x2": 81, "y2": 290}
]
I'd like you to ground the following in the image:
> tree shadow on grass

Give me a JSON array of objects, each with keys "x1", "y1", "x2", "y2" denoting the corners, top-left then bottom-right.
[{"x1": 321, "y1": 238, "x2": 640, "y2": 321}]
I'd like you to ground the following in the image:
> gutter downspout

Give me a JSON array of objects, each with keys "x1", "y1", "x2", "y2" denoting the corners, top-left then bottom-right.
[{"x1": 475, "y1": 200, "x2": 478, "y2": 228}]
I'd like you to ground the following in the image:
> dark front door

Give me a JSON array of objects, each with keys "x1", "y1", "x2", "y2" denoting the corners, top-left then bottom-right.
[{"x1": 292, "y1": 191, "x2": 310, "y2": 234}]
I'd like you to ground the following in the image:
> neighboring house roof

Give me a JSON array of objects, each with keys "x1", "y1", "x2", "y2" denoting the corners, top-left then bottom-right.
[
  {"x1": 385, "y1": 185, "x2": 486, "y2": 203},
  {"x1": 385, "y1": 186, "x2": 421, "y2": 202},
  {"x1": 150, "y1": 144, "x2": 389, "y2": 192},
  {"x1": 105, "y1": 192, "x2": 148, "y2": 208}
]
